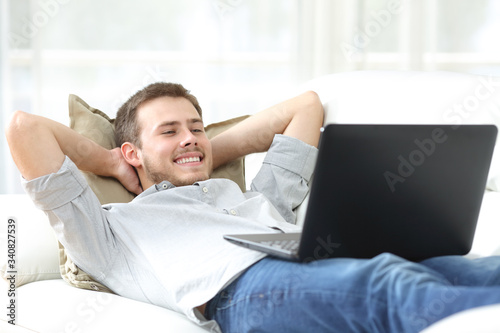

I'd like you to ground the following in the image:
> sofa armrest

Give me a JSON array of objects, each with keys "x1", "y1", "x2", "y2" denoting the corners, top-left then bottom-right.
[{"x1": 0, "y1": 195, "x2": 61, "y2": 287}]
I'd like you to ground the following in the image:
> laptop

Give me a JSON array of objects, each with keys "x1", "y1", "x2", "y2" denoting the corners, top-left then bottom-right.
[{"x1": 224, "y1": 124, "x2": 498, "y2": 262}]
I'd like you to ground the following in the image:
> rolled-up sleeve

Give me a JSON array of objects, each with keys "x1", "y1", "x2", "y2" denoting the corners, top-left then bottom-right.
[
  {"x1": 250, "y1": 135, "x2": 318, "y2": 224},
  {"x1": 22, "y1": 156, "x2": 88, "y2": 210},
  {"x1": 22, "y1": 156, "x2": 116, "y2": 280}
]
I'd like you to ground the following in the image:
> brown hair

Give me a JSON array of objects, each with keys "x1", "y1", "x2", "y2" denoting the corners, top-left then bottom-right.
[{"x1": 115, "y1": 82, "x2": 202, "y2": 148}]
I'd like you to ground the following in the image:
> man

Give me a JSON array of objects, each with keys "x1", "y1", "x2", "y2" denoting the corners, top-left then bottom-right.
[{"x1": 6, "y1": 82, "x2": 500, "y2": 333}]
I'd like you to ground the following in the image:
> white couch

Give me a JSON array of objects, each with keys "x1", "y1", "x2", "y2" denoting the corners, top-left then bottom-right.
[{"x1": 2, "y1": 70, "x2": 500, "y2": 332}]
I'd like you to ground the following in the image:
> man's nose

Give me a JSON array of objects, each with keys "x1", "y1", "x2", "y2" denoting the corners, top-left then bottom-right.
[{"x1": 179, "y1": 129, "x2": 197, "y2": 148}]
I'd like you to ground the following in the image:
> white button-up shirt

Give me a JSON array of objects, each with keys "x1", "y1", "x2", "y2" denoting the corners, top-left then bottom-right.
[{"x1": 23, "y1": 135, "x2": 318, "y2": 332}]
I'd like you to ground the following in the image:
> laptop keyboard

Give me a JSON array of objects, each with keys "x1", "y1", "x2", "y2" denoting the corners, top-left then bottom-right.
[{"x1": 260, "y1": 239, "x2": 299, "y2": 253}]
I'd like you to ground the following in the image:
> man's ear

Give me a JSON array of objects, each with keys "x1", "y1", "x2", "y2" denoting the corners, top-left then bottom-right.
[{"x1": 121, "y1": 142, "x2": 142, "y2": 168}]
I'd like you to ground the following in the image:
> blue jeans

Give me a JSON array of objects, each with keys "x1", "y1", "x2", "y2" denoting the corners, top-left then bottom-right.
[{"x1": 205, "y1": 254, "x2": 500, "y2": 333}]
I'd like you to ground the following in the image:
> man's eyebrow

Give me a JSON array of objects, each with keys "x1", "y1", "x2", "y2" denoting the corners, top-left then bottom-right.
[
  {"x1": 157, "y1": 121, "x2": 179, "y2": 128},
  {"x1": 155, "y1": 118, "x2": 204, "y2": 129},
  {"x1": 189, "y1": 118, "x2": 204, "y2": 125}
]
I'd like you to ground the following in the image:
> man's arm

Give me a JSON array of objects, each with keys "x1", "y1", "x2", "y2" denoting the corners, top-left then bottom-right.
[
  {"x1": 210, "y1": 90, "x2": 324, "y2": 169},
  {"x1": 5, "y1": 111, "x2": 142, "y2": 194}
]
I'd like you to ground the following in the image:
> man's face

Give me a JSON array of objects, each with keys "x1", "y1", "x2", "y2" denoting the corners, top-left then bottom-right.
[{"x1": 135, "y1": 96, "x2": 213, "y2": 187}]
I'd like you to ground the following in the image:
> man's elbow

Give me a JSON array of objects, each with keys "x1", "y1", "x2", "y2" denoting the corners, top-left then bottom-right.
[
  {"x1": 5, "y1": 110, "x2": 45, "y2": 160},
  {"x1": 5, "y1": 110, "x2": 31, "y2": 142},
  {"x1": 5, "y1": 111, "x2": 34, "y2": 145},
  {"x1": 299, "y1": 90, "x2": 324, "y2": 129},
  {"x1": 301, "y1": 90, "x2": 324, "y2": 123}
]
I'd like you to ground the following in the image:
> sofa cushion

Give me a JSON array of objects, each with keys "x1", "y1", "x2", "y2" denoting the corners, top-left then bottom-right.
[
  {"x1": 14, "y1": 279, "x2": 206, "y2": 333},
  {"x1": 68, "y1": 95, "x2": 135, "y2": 204},
  {"x1": 420, "y1": 304, "x2": 500, "y2": 333}
]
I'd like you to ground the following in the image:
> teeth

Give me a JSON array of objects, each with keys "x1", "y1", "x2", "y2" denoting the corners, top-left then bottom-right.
[{"x1": 176, "y1": 157, "x2": 201, "y2": 164}]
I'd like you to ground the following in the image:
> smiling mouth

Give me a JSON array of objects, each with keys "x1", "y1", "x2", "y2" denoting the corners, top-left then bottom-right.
[{"x1": 175, "y1": 156, "x2": 202, "y2": 165}]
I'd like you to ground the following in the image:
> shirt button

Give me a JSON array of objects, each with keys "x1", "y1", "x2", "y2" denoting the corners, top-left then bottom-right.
[
  {"x1": 202, "y1": 187, "x2": 209, "y2": 193},
  {"x1": 162, "y1": 183, "x2": 168, "y2": 189},
  {"x1": 89, "y1": 283, "x2": 99, "y2": 291},
  {"x1": 230, "y1": 209, "x2": 237, "y2": 215}
]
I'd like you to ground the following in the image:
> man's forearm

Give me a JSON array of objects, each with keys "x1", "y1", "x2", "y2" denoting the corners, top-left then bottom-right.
[
  {"x1": 6, "y1": 111, "x2": 115, "y2": 180},
  {"x1": 210, "y1": 91, "x2": 324, "y2": 169}
]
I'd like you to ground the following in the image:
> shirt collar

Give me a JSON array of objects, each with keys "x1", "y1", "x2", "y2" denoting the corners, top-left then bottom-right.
[{"x1": 134, "y1": 181, "x2": 176, "y2": 199}]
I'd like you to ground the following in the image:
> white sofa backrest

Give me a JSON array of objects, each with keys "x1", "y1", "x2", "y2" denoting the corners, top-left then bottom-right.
[{"x1": 301, "y1": 70, "x2": 500, "y2": 191}]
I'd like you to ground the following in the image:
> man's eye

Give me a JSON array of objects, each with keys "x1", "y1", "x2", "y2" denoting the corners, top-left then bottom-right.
[
  {"x1": 192, "y1": 129, "x2": 203, "y2": 133},
  {"x1": 162, "y1": 130, "x2": 175, "y2": 135}
]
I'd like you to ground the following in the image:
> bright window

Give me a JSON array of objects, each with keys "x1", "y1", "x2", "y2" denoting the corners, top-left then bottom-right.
[{"x1": 2, "y1": 0, "x2": 500, "y2": 193}]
